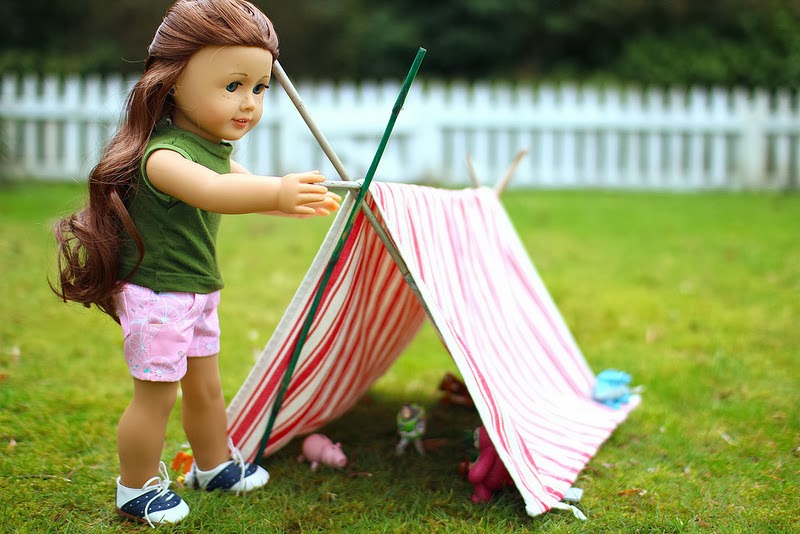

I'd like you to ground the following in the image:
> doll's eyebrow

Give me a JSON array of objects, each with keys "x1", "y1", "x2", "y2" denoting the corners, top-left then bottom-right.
[
  {"x1": 229, "y1": 72, "x2": 271, "y2": 84},
  {"x1": 229, "y1": 72, "x2": 270, "y2": 79}
]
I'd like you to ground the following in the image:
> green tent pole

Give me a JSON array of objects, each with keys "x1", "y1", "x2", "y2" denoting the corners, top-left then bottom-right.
[{"x1": 254, "y1": 48, "x2": 426, "y2": 466}]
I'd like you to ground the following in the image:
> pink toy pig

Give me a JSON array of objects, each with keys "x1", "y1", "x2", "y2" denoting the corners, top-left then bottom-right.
[{"x1": 298, "y1": 433, "x2": 347, "y2": 471}]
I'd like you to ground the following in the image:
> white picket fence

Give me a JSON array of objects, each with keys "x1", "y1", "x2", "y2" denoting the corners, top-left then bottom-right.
[{"x1": 1, "y1": 74, "x2": 799, "y2": 190}]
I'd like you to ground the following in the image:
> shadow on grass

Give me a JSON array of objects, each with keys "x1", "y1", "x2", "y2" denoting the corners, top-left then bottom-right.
[{"x1": 245, "y1": 391, "x2": 580, "y2": 533}]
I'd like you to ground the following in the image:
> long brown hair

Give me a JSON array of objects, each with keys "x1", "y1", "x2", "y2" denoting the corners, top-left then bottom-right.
[{"x1": 52, "y1": 0, "x2": 279, "y2": 321}]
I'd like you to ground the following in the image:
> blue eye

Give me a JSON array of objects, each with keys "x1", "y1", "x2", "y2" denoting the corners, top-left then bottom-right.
[
  {"x1": 226, "y1": 82, "x2": 240, "y2": 92},
  {"x1": 253, "y1": 84, "x2": 268, "y2": 95}
]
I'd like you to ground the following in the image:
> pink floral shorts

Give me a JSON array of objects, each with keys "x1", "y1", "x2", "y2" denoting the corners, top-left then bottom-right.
[{"x1": 114, "y1": 283, "x2": 221, "y2": 382}]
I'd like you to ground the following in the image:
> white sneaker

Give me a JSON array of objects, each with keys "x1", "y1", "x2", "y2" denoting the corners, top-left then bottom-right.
[
  {"x1": 115, "y1": 461, "x2": 189, "y2": 527},
  {"x1": 184, "y1": 438, "x2": 270, "y2": 494}
]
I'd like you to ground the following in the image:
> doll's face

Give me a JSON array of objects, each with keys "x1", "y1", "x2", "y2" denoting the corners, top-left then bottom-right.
[{"x1": 172, "y1": 45, "x2": 273, "y2": 143}]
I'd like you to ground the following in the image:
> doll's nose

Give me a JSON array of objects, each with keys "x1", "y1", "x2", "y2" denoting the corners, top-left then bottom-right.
[{"x1": 240, "y1": 92, "x2": 257, "y2": 111}]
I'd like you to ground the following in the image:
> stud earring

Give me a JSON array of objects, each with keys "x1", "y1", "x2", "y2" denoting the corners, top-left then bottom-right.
[{"x1": 168, "y1": 87, "x2": 176, "y2": 96}]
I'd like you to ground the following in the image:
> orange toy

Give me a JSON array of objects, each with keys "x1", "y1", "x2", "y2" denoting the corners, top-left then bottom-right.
[{"x1": 171, "y1": 450, "x2": 194, "y2": 474}]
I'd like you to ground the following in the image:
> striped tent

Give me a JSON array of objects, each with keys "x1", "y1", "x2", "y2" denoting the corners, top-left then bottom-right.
[{"x1": 226, "y1": 181, "x2": 638, "y2": 517}]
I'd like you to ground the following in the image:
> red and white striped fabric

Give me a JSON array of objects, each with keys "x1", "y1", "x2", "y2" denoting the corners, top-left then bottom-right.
[{"x1": 227, "y1": 182, "x2": 638, "y2": 516}]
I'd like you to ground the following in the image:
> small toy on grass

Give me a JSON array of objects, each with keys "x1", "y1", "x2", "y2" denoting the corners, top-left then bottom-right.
[
  {"x1": 438, "y1": 372, "x2": 474, "y2": 408},
  {"x1": 468, "y1": 426, "x2": 514, "y2": 503},
  {"x1": 298, "y1": 433, "x2": 347, "y2": 470},
  {"x1": 171, "y1": 449, "x2": 194, "y2": 475},
  {"x1": 592, "y1": 369, "x2": 641, "y2": 409},
  {"x1": 171, "y1": 449, "x2": 194, "y2": 486},
  {"x1": 395, "y1": 403, "x2": 426, "y2": 455}
]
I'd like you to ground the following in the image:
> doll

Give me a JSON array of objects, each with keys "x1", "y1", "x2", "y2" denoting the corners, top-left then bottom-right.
[{"x1": 51, "y1": 0, "x2": 340, "y2": 527}]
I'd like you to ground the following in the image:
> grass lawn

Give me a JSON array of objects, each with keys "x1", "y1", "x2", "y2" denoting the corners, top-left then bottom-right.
[{"x1": 0, "y1": 181, "x2": 798, "y2": 533}]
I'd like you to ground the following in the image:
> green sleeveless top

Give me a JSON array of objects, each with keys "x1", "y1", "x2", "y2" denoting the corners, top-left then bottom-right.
[{"x1": 118, "y1": 119, "x2": 234, "y2": 293}]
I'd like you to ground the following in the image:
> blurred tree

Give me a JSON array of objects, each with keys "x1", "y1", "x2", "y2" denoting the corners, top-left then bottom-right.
[
  {"x1": 611, "y1": 3, "x2": 800, "y2": 87},
  {"x1": 0, "y1": 0, "x2": 799, "y2": 88},
  {"x1": 349, "y1": 0, "x2": 539, "y2": 79},
  {"x1": 0, "y1": 0, "x2": 170, "y2": 75}
]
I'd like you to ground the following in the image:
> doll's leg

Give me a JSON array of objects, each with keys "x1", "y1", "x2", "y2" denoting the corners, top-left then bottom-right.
[
  {"x1": 180, "y1": 354, "x2": 229, "y2": 469},
  {"x1": 181, "y1": 354, "x2": 270, "y2": 493},
  {"x1": 117, "y1": 378, "x2": 179, "y2": 487}
]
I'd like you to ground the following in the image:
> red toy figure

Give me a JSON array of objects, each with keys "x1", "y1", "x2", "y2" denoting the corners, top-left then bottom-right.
[
  {"x1": 438, "y1": 372, "x2": 474, "y2": 408},
  {"x1": 468, "y1": 426, "x2": 514, "y2": 503}
]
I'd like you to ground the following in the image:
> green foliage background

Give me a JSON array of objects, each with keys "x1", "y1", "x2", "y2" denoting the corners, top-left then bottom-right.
[{"x1": 2, "y1": 0, "x2": 800, "y2": 88}]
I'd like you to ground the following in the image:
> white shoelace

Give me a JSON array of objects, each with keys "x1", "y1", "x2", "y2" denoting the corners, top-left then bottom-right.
[
  {"x1": 227, "y1": 437, "x2": 247, "y2": 495},
  {"x1": 142, "y1": 461, "x2": 174, "y2": 528}
]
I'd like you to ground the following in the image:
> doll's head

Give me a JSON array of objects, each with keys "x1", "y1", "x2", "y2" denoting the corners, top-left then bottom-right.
[
  {"x1": 51, "y1": 0, "x2": 281, "y2": 321},
  {"x1": 140, "y1": 0, "x2": 280, "y2": 124}
]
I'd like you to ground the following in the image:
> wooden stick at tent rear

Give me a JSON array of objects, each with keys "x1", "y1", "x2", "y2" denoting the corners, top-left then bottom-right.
[
  {"x1": 465, "y1": 153, "x2": 481, "y2": 187},
  {"x1": 494, "y1": 148, "x2": 529, "y2": 195}
]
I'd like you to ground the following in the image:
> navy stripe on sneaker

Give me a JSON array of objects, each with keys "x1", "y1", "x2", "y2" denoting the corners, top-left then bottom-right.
[
  {"x1": 118, "y1": 487, "x2": 184, "y2": 517},
  {"x1": 204, "y1": 462, "x2": 258, "y2": 491},
  {"x1": 115, "y1": 462, "x2": 189, "y2": 527}
]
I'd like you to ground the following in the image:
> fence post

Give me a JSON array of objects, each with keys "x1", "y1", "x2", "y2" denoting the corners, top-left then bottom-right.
[
  {"x1": 1, "y1": 76, "x2": 19, "y2": 173},
  {"x1": 42, "y1": 76, "x2": 61, "y2": 177},
  {"x1": 622, "y1": 87, "x2": 643, "y2": 187},
  {"x1": 736, "y1": 89, "x2": 768, "y2": 189},
  {"x1": 709, "y1": 88, "x2": 729, "y2": 188},
  {"x1": 63, "y1": 76, "x2": 82, "y2": 178},
  {"x1": 772, "y1": 91, "x2": 792, "y2": 189},
  {"x1": 409, "y1": 80, "x2": 443, "y2": 182}
]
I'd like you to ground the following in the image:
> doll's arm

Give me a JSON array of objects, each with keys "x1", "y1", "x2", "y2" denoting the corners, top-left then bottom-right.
[
  {"x1": 230, "y1": 159, "x2": 252, "y2": 175},
  {"x1": 230, "y1": 158, "x2": 341, "y2": 217},
  {"x1": 147, "y1": 149, "x2": 328, "y2": 215}
]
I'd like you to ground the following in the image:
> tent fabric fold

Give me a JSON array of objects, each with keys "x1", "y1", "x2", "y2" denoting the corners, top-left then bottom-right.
[{"x1": 227, "y1": 181, "x2": 638, "y2": 516}]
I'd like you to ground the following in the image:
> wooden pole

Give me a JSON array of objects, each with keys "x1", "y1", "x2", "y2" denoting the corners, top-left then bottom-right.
[
  {"x1": 465, "y1": 153, "x2": 481, "y2": 187},
  {"x1": 319, "y1": 180, "x2": 362, "y2": 191},
  {"x1": 494, "y1": 148, "x2": 529, "y2": 195}
]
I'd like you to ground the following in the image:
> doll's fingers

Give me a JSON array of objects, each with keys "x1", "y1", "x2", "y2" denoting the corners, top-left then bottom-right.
[
  {"x1": 300, "y1": 184, "x2": 328, "y2": 195},
  {"x1": 298, "y1": 193, "x2": 328, "y2": 205},
  {"x1": 297, "y1": 172, "x2": 325, "y2": 183},
  {"x1": 294, "y1": 205, "x2": 317, "y2": 215}
]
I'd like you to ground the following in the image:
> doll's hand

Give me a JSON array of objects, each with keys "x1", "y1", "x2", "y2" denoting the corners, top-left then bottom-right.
[
  {"x1": 278, "y1": 171, "x2": 329, "y2": 214},
  {"x1": 307, "y1": 191, "x2": 342, "y2": 216},
  {"x1": 285, "y1": 191, "x2": 342, "y2": 218}
]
